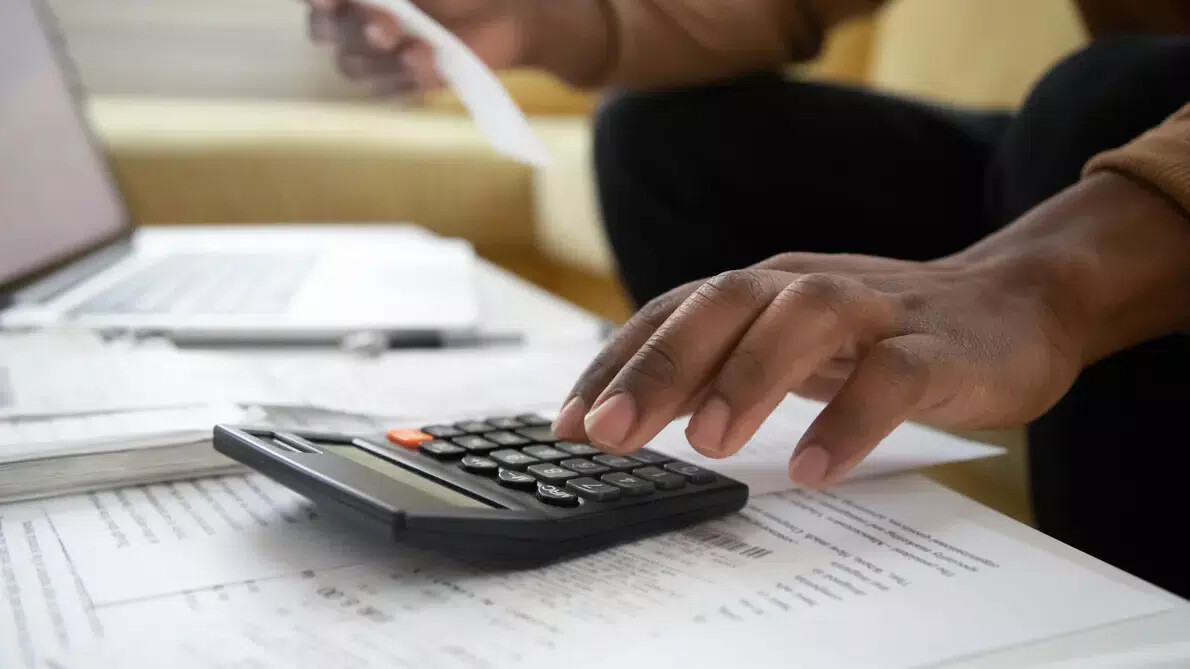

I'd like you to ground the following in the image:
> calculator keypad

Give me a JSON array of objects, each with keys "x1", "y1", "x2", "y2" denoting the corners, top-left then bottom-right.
[
  {"x1": 536, "y1": 483, "x2": 580, "y2": 507},
  {"x1": 527, "y1": 463, "x2": 579, "y2": 484},
  {"x1": 591, "y1": 455, "x2": 638, "y2": 471},
  {"x1": 601, "y1": 472, "x2": 656, "y2": 497},
  {"x1": 566, "y1": 478, "x2": 622, "y2": 502},
  {"x1": 484, "y1": 431, "x2": 532, "y2": 447},
  {"x1": 522, "y1": 445, "x2": 567, "y2": 462},
  {"x1": 556, "y1": 442, "x2": 601, "y2": 457},
  {"x1": 452, "y1": 435, "x2": 499, "y2": 452},
  {"x1": 560, "y1": 458, "x2": 610, "y2": 476},
  {"x1": 460, "y1": 455, "x2": 499, "y2": 475},
  {"x1": 489, "y1": 449, "x2": 540, "y2": 470},
  {"x1": 394, "y1": 414, "x2": 720, "y2": 510},
  {"x1": 420, "y1": 440, "x2": 467, "y2": 460},
  {"x1": 497, "y1": 469, "x2": 538, "y2": 491}
]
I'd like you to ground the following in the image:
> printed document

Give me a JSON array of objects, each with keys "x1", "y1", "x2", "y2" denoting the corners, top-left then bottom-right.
[
  {"x1": 361, "y1": 0, "x2": 549, "y2": 166},
  {"x1": 13, "y1": 474, "x2": 1173, "y2": 669}
]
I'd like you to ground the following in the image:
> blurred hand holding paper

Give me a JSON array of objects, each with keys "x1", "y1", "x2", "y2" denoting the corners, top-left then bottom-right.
[{"x1": 361, "y1": 0, "x2": 550, "y2": 167}]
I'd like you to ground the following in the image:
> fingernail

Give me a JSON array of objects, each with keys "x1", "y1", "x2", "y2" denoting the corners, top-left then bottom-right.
[
  {"x1": 584, "y1": 394, "x2": 635, "y2": 451},
  {"x1": 789, "y1": 445, "x2": 831, "y2": 488},
  {"x1": 551, "y1": 397, "x2": 586, "y2": 438},
  {"x1": 686, "y1": 396, "x2": 730, "y2": 455},
  {"x1": 365, "y1": 22, "x2": 398, "y2": 50}
]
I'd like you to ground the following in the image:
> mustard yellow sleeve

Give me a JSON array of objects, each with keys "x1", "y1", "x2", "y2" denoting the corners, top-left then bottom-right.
[
  {"x1": 1084, "y1": 103, "x2": 1190, "y2": 216},
  {"x1": 593, "y1": 0, "x2": 885, "y2": 89}
]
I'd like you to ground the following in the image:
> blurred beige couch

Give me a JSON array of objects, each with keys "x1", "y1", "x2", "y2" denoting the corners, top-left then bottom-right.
[{"x1": 82, "y1": 0, "x2": 1090, "y2": 522}]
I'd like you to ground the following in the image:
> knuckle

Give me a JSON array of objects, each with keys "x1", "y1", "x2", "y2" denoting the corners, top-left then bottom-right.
[
  {"x1": 871, "y1": 340, "x2": 931, "y2": 391},
  {"x1": 715, "y1": 346, "x2": 770, "y2": 397},
  {"x1": 786, "y1": 273, "x2": 848, "y2": 305},
  {"x1": 625, "y1": 335, "x2": 683, "y2": 390},
  {"x1": 703, "y1": 269, "x2": 775, "y2": 307}
]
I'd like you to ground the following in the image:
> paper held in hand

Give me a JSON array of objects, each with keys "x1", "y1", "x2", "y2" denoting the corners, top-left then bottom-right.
[{"x1": 361, "y1": 0, "x2": 551, "y2": 167}]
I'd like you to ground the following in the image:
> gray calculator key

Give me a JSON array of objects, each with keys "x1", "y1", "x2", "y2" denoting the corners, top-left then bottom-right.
[
  {"x1": 516, "y1": 414, "x2": 553, "y2": 427},
  {"x1": 527, "y1": 463, "x2": 579, "y2": 483},
  {"x1": 497, "y1": 469, "x2": 537, "y2": 491},
  {"x1": 628, "y1": 450, "x2": 672, "y2": 466},
  {"x1": 421, "y1": 425, "x2": 463, "y2": 438},
  {"x1": 522, "y1": 445, "x2": 567, "y2": 461},
  {"x1": 484, "y1": 431, "x2": 531, "y2": 447},
  {"x1": 419, "y1": 440, "x2": 467, "y2": 460},
  {"x1": 663, "y1": 462, "x2": 716, "y2": 484},
  {"x1": 515, "y1": 426, "x2": 559, "y2": 444},
  {"x1": 454, "y1": 420, "x2": 493, "y2": 434},
  {"x1": 486, "y1": 417, "x2": 523, "y2": 430},
  {"x1": 536, "y1": 483, "x2": 580, "y2": 507},
  {"x1": 460, "y1": 455, "x2": 499, "y2": 475},
  {"x1": 632, "y1": 466, "x2": 686, "y2": 491},
  {"x1": 489, "y1": 449, "x2": 540, "y2": 470},
  {"x1": 560, "y1": 458, "x2": 610, "y2": 476},
  {"x1": 592, "y1": 454, "x2": 638, "y2": 471},
  {"x1": 452, "y1": 435, "x2": 498, "y2": 452},
  {"x1": 600, "y1": 472, "x2": 656, "y2": 497},
  {"x1": 566, "y1": 478, "x2": 622, "y2": 502},
  {"x1": 556, "y1": 442, "x2": 601, "y2": 457}
]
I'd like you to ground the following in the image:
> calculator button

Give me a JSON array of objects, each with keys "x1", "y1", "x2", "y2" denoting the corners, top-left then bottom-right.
[
  {"x1": 600, "y1": 472, "x2": 656, "y2": 497},
  {"x1": 452, "y1": 435, "x2": 499, "y2": 453},
  {"x1": 514, "y1": 426, "x2": 559, "y2": 444},
  {"x1": 460, "y1": 455, "x2": 499, "y2": 475},
  {"x1": 484, "y1": 431, "x2": 531, "y2": 447},
  {"x1": 628, "y1": 450, "x2": 672, "y2": 466},
  {"x1": 522, "y1": 445, "x2": 567, "y2": 462},
  {"x1": 566, "y1": 478, "x2": 622, "y2": 502},
  {"x1": 516, "y1": 414, "x2": 553, "y2": 427},
  {"x1": 421, "y1": 425, "x2": 463, "y2": 439},
  {"x1": 663, "y1": 462, "x2": 716, "y2": 484},
  {"x1": 497, "y1": 469, "x2": 537, "y2": 491},
  {"x1": 560, "y1": 459, "x2": 610, "y2": 476},
  {"x1": 527, "y1": 464, "x2": 579, "y2": 484},
  {"x1": 419, "y1": 440, "x2": 467, "y2": 460},
  {"x1": 632, "y1": 467, "x2": 686, "y2": 491},
  {"x1": 592, "y1": 455, "x2": 639, "y2": 471},
  {"x1": 536, "y1": 483, "x2": 580, "y2": 507},
  {"x1": 489, "y1": 449, "x2": 541, "y2": 470},
  {"x1": 386, "y1": 429, "x2": 434, "y2": 450},
  {"x1": 556, "y1": 441, "x2": 601, "y2": 457},
  {"x1": 454, "y1": 420, "x2": 494, "y2": 434},
  {"x1": 486, "y1": 417, "x2": 523, "y2": 430}
]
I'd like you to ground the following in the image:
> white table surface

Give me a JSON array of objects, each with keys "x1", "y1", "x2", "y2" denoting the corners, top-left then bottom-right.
[{"x1": 8, "y1": 256, "x2": 1186, "y2": 667}]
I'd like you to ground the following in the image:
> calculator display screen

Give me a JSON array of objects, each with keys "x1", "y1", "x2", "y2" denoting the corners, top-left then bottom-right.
[{"x1": 326, "y1": 445, "x2": 493, "y2": 509}]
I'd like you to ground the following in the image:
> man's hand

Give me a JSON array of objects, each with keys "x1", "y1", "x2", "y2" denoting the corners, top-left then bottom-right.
[
  {"x1": 306, "y1": 0, "x2": 535, "y2": 94},
  {"x1": 552, "y1": 172, "x2": 1190, "y2": 488}
]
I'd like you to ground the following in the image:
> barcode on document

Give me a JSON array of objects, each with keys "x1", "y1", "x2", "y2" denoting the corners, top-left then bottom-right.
[{"x1": 683, "y1": 526, "x2": 772, "y2": 558}]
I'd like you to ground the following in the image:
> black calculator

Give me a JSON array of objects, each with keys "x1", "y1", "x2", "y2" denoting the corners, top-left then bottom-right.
[{"x1": 213, "y1": 414, "x2": 748, "y2": 566}]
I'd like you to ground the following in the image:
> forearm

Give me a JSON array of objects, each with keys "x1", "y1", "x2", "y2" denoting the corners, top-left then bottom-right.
[
  {"x1": 954, "y1": 172, "x2": 1190, "y2": 367},
  {"x1": 524, "y1": 0, "x2": 884, "y2": 90}
]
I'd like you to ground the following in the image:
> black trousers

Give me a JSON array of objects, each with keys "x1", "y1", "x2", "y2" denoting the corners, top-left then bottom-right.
[{"x1": 594, "y1": 37, "x2": 1190, "y2": 598}]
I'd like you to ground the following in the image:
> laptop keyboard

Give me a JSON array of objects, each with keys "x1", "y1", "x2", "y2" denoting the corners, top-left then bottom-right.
[{"x1": 72, "y1": 253, "x2": 318, "y2": 315}]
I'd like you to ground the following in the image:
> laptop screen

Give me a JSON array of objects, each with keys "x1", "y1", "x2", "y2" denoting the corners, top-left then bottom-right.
[{"x1": 0, "y1": 0, "x2": 128, "y2": 290}]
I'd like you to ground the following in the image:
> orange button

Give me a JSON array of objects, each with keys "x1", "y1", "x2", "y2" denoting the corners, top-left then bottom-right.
[{"x1": 386, "y1": 429, "x2": 434, "y2": 449}]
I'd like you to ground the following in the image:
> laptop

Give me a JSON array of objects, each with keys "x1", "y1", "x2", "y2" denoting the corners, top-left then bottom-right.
[{"x1": 0, "y1": 0, "x2": 481, "y2": 345}]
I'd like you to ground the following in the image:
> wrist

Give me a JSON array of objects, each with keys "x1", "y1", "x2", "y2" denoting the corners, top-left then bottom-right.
[
  {"x1": 520, "y1": 0, "x2": 615, "y2": 87},
  {"x1": 960, "y1": 172, "x2": 1190, "y2": 366}
]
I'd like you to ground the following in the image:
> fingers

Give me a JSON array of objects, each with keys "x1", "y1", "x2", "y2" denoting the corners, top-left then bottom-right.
[
  {"x1": 790, "y1": 334, "x2": 953, "y2": 489},
  {"x1": 552, "y1": 282, "x2": 701, "y2": 441},
  {"x1": 686, "y1": 274, "x2": 896, "y2": 459},
  {"x1": 581, "y1": 270, "x2": 786, "y2": 454},
  {"x1": 308, "y1": 0, "x2": 443, "y2": 93}
]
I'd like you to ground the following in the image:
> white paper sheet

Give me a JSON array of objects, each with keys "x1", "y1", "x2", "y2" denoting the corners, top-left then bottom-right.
[
  {"x1": 38, "y1": 475, "x2": 1173, "y2": 669},
  {"x1": 360, "y1": 0, "x2": 549, "y2": 167}
]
